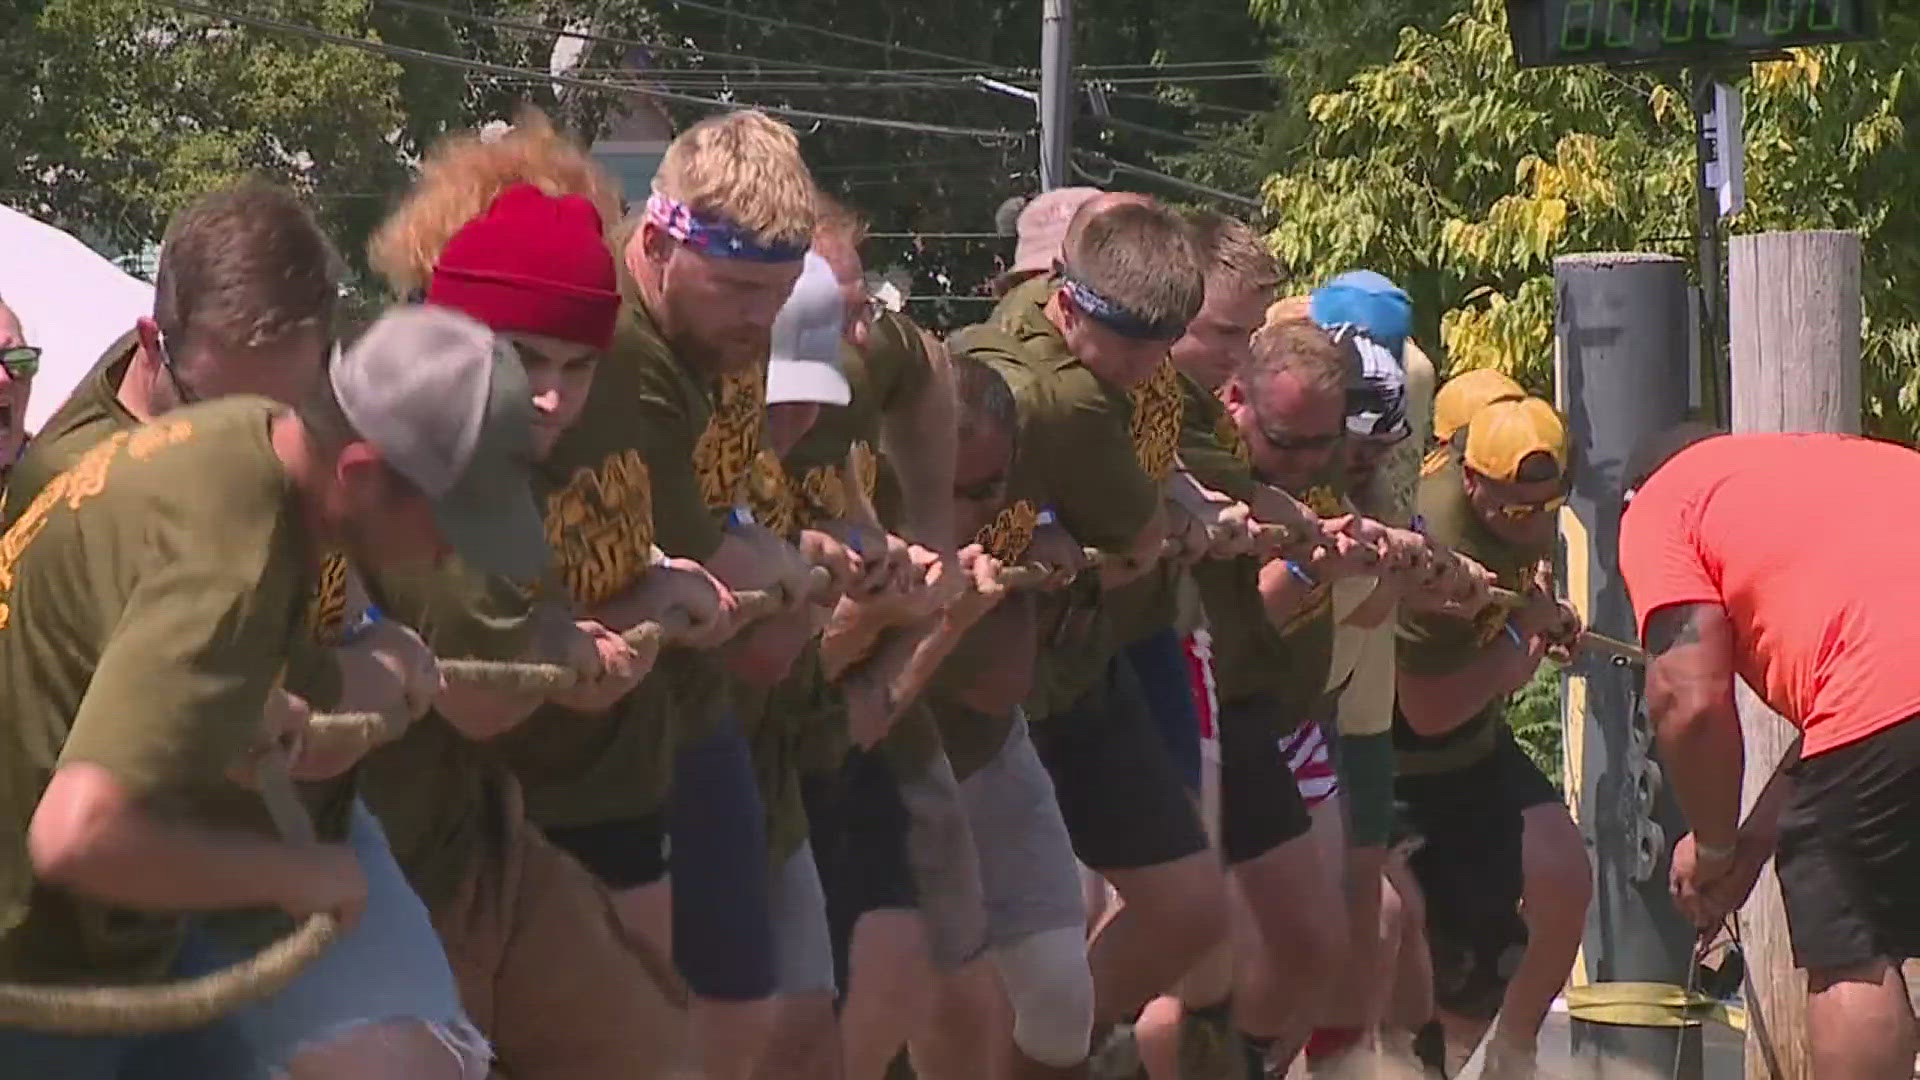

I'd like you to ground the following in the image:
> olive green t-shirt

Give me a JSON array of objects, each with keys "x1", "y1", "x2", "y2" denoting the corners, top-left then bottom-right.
[
  {"x1": 953, "y1": 298, "x2": 1160, "y2": 721},
  {"x1": 0, "y1": 398, "x2": 321, "y2": 984},
  {"x1": 779, "y1": 309, "x2": 932, "y2": 534},
  {"x1": 740, "y1": 643, "x2": 847, "y2": 866},
  {"x1": 0, "y1": 336, "x2": 349, "y2": 810},
  {"x1": 495, "y1": 293, "x2": 734, "y2": 829},
  {"x1": 357, "y1": 561, "x2": 565, "y2": 911},
  {"x1": 1179, "y1": 387, "x2": 1342, "y2": 720},
  {"x1": 1393, "y1": 457, "x2": 1547, "y2": 774}
]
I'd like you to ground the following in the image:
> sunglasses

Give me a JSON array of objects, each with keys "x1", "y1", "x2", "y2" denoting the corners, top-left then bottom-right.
[
  {"x1": 1253, "y1": 420, "x2": 1345, "y2": 454},
  {"x1": 1, "y1": 346, "x2": 41, "y2": 379},
  {"x1": 1497, "y1": 494, "x2": 1568, "y2": 520}
]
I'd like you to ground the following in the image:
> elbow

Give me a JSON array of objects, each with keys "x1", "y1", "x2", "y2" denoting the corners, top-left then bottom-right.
[
  {"x1": 28, "y1": 764, "x2": 133, "y2": 888},
  {"x1": 1650, "y1": 684, "x2": 1731, "y2": 747}
]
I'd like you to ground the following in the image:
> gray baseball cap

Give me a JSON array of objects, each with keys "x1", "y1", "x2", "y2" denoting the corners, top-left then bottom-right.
[
  {"x1": 766, "y1": 251, "x2": 852, "y2": 406},
  {"x1": 331, "y1": 305, "x2": 548, "y2": 580}
]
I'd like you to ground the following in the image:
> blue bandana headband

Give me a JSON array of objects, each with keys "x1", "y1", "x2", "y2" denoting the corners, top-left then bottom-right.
[
  {"x1": 1057, "y1": 270, "x2": 1188, "y2": 342},
  {"x1": 645, "y1": 192, "x2": 809, "y2": 264}
]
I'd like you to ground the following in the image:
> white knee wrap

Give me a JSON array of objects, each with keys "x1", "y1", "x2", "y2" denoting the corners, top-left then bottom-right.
[{"x1": 991, "y1": 926, "x2": 1094, "y2": 1067}]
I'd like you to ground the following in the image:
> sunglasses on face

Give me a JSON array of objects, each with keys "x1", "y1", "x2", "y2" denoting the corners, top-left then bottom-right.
[
  {"x1": 1497, "y1": 494, "x2": 1568, "y2": 520},
  {"x1": 1, "y1": 346, "x2": 41, "y2": 379},
  {"x1": 1252, "y1": 419, "x2": 1344, "y2": 454}
]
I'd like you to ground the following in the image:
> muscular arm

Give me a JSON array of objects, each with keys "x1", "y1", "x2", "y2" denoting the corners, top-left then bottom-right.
[
  {"x1": 1644, "y1": 602, "x2": 1744, "y2": 853},
  {"x1": 879, "y1": 329, "x2": 958, "y2": 550},
  {"x1": 29, "y1": 763, "x2": 344, "y2": 914}
]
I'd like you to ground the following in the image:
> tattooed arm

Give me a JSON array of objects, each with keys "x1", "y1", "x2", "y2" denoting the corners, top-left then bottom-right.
[{"x1": 1644, "y1": 602, "x2": 1745, "y2": 855}]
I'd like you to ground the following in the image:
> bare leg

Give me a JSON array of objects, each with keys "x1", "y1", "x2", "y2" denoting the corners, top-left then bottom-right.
[
  {"x1": 285, "y1": 1019, "x2": 477, "y2": 1080},
  {"x1": 841, "y1": 909, "x2": 937, "y2": 1080},
  {"x1": 1089, "y1": 851, "x2": 1229, "y2": 1024},
  {"x1": 1488, "y1": 803, "x2": 1590, "y2": 1059},
  {"x1": 1807, "y1": 959, "x2": 1919, "y2": 1080},
  {"x1": 1230, "y1": 799, "x2": 1349, "y2": 1044},
  {"x1": 614, "y1": 880, "x2": 776, "y2": 1080},
  {"x1": 911, "y1": 959, "x2": 1010, "y2": 1080},
  {"x1": 755, "y1": 993, "x2": 841, "y2": 1080}
]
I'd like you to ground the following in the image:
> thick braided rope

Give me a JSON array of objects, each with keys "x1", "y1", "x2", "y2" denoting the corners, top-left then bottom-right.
[{"x1": 0, "y1": 760, "x2": 338, "y2": 1034}]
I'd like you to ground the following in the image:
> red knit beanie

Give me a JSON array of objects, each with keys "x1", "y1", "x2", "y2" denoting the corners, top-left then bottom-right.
[{"x1": 426, "y1": 183, "x2": 620, "y2": 349}]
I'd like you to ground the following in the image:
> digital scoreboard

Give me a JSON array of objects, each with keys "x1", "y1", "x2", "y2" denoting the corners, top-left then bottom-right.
[{"x1": 1507, "y1": 0, "x2": 1877, "y2": 68}]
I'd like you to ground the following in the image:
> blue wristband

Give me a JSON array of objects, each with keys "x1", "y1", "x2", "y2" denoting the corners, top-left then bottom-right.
[
  {"x1": 337, "y1": 604, "x2": 384, "y2": 646},
  {"x1": 1502, "y1": 621, "x2": 1526, "y2": 651},
  {"x1": 1284, "y1": 560, "x2": 1318, "y2": 588},
  {"x1": 1035, "y1": 507, "x2": 1058, "y2": 526},
  {"x1": 725, "y1": 505, "x2": 756, "y2": 529}
]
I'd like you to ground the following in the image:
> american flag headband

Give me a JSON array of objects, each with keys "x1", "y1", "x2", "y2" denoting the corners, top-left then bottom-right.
[
  {"x1": 1056, "y1": 268, "x2": 1188, "y2": 342},
  {"x1": 1325, "y1": 322, "x2": 1410, "y2": 440},
  {"x1": 644, "y1": 193, "x2": 808, "y2": 264}
]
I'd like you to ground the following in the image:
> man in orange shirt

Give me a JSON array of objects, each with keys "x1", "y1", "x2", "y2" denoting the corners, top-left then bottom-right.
[{"x1": 1620, "y1": 425, "x2": 1920, "y2": 1080}]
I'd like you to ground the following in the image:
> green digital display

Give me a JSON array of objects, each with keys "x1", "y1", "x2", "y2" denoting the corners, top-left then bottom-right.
[{"x1": 1507, "y1": 0, "x2": 1877, "y2": 68}]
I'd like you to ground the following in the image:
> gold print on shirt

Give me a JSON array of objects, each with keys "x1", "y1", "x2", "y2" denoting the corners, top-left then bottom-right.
[
  {"x1": 747, "y1": 450, "x2": 801, "y2": 541},
  {"x1": 849, "y1": 441, "x2": 879, "y2": 502},
  {"x1": 1212, "y1": 412, "x2": 1251, "y2": 466},
  {"x1": 545, "y1": 449, "x2": 657, "y2": 608},
  {"x1": 127, "y1": 419, "x2": 193, "y2": 462},
  {"x1": 975, "y1": 499, "x2": 1037, "y2": 562},
  {"x1": 795, "y1": 465, "x2": 848, "y2": 529},
  {"x1": 306, "y1": 553, "x2": 351, "y2": 644},
  {"x1": 0, "y1": 431, "x2": 135, "y2": 632},
  {"x1": 1303, "y1": 485, "x2": 1347, "y2": 519},
  {"x1": 1129, "y1": 361, "x2": 1183, "y2": 483},
  {"x1": 695, "y1": 369, "x2": 766, "y2": 510}
]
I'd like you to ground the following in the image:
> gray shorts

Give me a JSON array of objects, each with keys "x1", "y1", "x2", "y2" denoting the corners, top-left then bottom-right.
[
  {"x1": 959, "y1": 713, "x2": 1088, "y2": 947},
  {"x1": 770, "y1": 841, "x2": 837, "y2": 997},
  {"x1": 899, "y1": 751, "x2": 989, "y2": 969}
]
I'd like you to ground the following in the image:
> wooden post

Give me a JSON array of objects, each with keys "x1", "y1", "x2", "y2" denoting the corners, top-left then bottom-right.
[{"x1": 1726, "y1": 229, "x2": 1862, "y2": 1080}]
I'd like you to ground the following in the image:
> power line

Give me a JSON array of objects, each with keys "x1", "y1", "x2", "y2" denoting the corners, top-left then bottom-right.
[
  {"x1": 371, "y1": 0, "x2": 1004, "y2": 94},
  {"x1": 1090, "y1": 72, "x2": 1276, "y2": 85},
  {"x1": 158, "y1": 1, "x2": 1029, "y2": 142},
  {"x1": 655, "y1": 0, "x2": 1011, "y2": 73},
  {"x1": 1071, "y1": 150, "x2": 1260, "y2": 210}
]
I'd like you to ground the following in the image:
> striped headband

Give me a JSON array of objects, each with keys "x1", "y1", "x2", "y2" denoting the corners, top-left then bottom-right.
[
  {"x1": 644, "y1": 192, "x2": 808, "y2": 264},
  {"x1": 1057, "y1": 269, "x2": 1189, "y2": 342}
]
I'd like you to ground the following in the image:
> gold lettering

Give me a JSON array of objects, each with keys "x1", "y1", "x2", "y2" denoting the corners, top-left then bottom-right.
[
  {"x1": 127, "y1": 419, "x2": 193, "y2": 461},
  {"x1": 747, "y1": 450, "x2": 800, "y2": 540},
  {"x1": 975, "y1": 499, "x2": 1037, "y2": 562},
  {"x1": 306, "y1": 553, "x2": 350, "y2": 644},
  {"x1": 1213, "y1": 412, "x2": 1251, "y2": 465},
  {"x1": 694, "y1": 369, "x2": 767, "y2": 510},
  {"x1": 544, "y1": 449, "x2": 657, "y2": 608},
  {"x1": 1128, "y1": 361, "x2": 1182, "y2": 483},
  {"x1": 0, "y1": 433, "x2": 131, "y2": 599}
]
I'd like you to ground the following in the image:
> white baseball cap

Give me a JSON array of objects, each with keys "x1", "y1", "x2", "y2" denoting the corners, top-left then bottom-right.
[{"x1": 767, "y1": 251, "x2": 852, "y2": 407}]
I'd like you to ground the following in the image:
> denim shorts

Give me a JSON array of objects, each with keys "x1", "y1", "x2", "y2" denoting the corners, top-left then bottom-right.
[{"x1": 0, "y1": 799, "x2": 484, "y2": 1078}]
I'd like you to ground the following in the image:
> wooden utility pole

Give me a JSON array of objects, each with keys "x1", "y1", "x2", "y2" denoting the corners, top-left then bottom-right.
[{"x1": 1727, "y1": 229, "x2": 1863, "y2": 1080}]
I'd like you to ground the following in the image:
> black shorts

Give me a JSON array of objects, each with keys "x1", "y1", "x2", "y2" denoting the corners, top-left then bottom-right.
[
  {"x1": 542, "y1": 813, "x2": 668, "y2": 889},
  {"x1": 1395, "y1": 726, "x2": 1562, "y2": 1020},
  {"x1": 1216, "y1": 695, "x2": 1313, "y2": 865},
  {"x1": 1030, "y1": 654, "x2": 1210, "y2": 872},
  {"x1": 803, "y1": 747, "x2": 917, "y2": 992},
  {"x1": 1778, "y1": 713, "x2": 1920, "y2": 973}
]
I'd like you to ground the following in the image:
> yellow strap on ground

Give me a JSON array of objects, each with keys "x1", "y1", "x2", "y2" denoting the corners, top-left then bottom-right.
[{"x1": 1564, "y1": 982, "x2": 1747, "y2": 1033}]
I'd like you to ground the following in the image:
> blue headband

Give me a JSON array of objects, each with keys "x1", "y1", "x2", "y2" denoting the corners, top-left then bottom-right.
[
  {"x1": 1058, "y1": 270, "x2": 1188, "y2": 342},
  {"x1": 645, "y1": 192, "x2": 809, "y2": 264}
]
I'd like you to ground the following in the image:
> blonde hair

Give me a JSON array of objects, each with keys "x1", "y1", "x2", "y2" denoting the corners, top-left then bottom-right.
[
  {"x1": 1264, "y1": 294, "x2": 1312, "y2": 328},
  {"x1": 1183, "y1": 209, "x2": 1280, "y2": 296},
  {"x1": 653, "y1": 110, "x2": 818, "y2": 248},
  {"x1": 368, "y1": 108, "x2": 622, "y2": 296}
]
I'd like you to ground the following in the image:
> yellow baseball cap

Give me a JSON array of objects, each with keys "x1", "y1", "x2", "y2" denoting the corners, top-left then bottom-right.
[
  {"x1": 1463, "y1": 396, "x2": 1568, "y2": 483},
  {"x1": 1432, "y1": 367, "x2": 1525, "y2": 445}
]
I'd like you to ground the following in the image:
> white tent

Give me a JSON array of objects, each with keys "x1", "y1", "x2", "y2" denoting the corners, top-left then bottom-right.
[{"x1": 0, "y1": 204, "x2": 154, "y2": 433}]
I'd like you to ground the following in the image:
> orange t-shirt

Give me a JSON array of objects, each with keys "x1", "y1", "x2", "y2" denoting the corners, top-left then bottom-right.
[{"x1": 1619, "y1": 433, "x2": 1920, "y2": 759}]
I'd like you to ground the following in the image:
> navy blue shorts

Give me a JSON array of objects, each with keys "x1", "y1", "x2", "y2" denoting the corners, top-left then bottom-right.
[
  {"x1": 668, "y1": 719, "x2": 779, "y2": 1002},
  {"x1": 1124, "y1": 628, "x2": 1203, "y2": 793}
]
